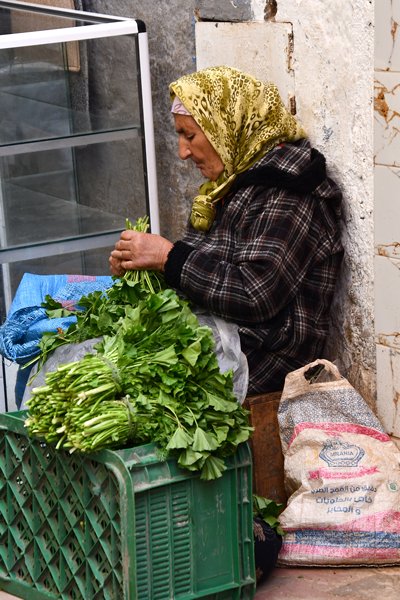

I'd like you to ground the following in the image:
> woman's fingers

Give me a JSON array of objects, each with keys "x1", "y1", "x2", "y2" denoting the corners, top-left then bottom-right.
[
  {"x1": 110, "y1": 231, "x2": 173, "y2": 272},
  {"x1": 109, "y1": 251, "x2": 125, "y2": 276}
]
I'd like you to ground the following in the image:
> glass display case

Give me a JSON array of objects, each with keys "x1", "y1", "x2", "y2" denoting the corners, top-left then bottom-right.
[{"x1": 0, "y1": 0, "x2": 159, "y2": 410}]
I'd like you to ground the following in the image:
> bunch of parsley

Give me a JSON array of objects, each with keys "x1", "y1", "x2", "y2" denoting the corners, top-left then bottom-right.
[{"x1": 25, "y1": 219, "x2": 252, "y2": 480}]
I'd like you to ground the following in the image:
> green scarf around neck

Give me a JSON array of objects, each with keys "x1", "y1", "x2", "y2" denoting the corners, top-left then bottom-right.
[{"x1": 170, "y1": 65, "x2": 307, "y2": 232}]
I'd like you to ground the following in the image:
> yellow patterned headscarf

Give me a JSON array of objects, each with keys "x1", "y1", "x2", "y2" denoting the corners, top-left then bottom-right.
[{"x1": 170, "y1": 66, "x2": 307, "y2": 232}]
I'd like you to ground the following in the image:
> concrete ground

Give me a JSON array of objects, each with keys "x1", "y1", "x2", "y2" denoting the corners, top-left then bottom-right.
[
  {"x1": 254, "y1": 565, "x2": 399, "y2": 599},
  {"x1": 1, "y1": 566, "x2": 398, "y2": 599}
]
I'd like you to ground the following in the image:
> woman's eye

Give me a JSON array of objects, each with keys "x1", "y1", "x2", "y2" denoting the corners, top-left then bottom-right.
[{"x1": 186, "y1": 134, "x2": 194, "y2": 141}]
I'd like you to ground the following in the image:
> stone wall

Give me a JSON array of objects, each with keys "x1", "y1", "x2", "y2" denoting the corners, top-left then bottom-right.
[
  {"x1": 267, "y1": 0, "x2": 375, "y2": 405},
  {"x1": 84, "y1": 0, "x2": 201, "y2": 239},
  {"x1": 195, "y1": 0, "x2": 375, "y2": 406}
]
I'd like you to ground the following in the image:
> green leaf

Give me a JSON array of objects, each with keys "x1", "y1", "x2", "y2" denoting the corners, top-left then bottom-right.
[
  {"x1": 97, "y1": 312, "x2": 114, "y2": 331},
  {"x1": 261, "y1": 515, "x2": 284, "y2": 536},
  {"x1": 42, "y1": 295, "x2": 76, "y2": 317},
  {"x1": 253, "y1": 494, "x2": 285, "y2": 536},
  {"x1": 177, "y1": 448, "x2": 204, "y2": 467},
  {"x1": 228, "y1": 426, "x2": 252, "y2": 446},
  {"x1": 152, "y1": 345, "x2": 178, "y2": 366},
  {"x1": 212, "y1": 425, "x2": 229, "y2": 444},
  {"x1": 192, "y1": 427, "x2": 219, "y2": 452},
  {"x1": 181, "y1": 340, "x2": 202, "y2": 366},
  {"x1": 48, "y1": 308, "x2": 74, "y2": 319},
  {"x1": 253, "y1": 495, "x2": 283, "y2": 516},
  {"x1": 205, "y1": 391, "x2": 238, "y2": 413},
  {"x1": 166, "y1": 427, "x2": 193, "y2": 450},
  {"x1": 200, "y1": 455, "x2": 226, "y2": 480}
]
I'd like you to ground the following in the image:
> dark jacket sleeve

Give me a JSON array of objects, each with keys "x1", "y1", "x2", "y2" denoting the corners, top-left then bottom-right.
[
  {"x1": 164, "y1": 184, "x2": 341, "y2": 326},
  {"x1": 164, "y1": 241, "x2": 194, "y2": 289}
]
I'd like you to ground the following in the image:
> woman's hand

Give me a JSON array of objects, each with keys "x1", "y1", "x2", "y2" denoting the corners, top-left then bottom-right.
[{"x1": 109, "y1": 230, "x2": 173, "y2": 276}]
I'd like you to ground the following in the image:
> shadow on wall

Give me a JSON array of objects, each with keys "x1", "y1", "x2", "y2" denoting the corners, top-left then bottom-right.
[{"x1": 81, "y1": 0, "x2": 200, "y2": 240}]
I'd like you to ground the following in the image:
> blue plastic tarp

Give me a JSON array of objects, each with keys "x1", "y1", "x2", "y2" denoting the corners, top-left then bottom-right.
[
  {"x1": 0, "y1": 273, "x2": 113, "y2": 364},
  {"x1": 0, "y1": 273, "x2": 113, "y2": 407}
]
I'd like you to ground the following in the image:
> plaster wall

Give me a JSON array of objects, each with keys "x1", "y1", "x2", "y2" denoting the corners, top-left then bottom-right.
[
  {"x1": 374, "y1": 0, "x2": 400, "y2": 436},
  {"x1": 276, "y1": 2, "x2": 375, "y2": 406},
  {"x1": 196, "y1": 1, "x2": 375, "y2": 405},
  {"x1": 83, "y1": 0, "x2": 200, "y2": 240}
]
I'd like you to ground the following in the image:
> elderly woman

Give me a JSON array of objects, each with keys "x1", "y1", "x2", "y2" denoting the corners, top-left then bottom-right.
[{"x1": 110, "y1": 65, "x2": 343, "y2": 397}]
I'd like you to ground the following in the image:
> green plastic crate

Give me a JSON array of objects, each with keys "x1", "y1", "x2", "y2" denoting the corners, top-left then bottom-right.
[{"x1": 0, "y1": 411, "x2": 255, "y2": 600}]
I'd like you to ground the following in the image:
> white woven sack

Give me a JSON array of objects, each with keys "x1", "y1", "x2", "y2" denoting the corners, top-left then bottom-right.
[{"x1": 277, "y1": 359, "x2": 400, "y2": 566}]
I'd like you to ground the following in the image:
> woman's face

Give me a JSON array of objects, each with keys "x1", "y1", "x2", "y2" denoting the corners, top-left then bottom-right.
[{"x1": 174, "y1": 114, "x2": 224, "y2": 181}]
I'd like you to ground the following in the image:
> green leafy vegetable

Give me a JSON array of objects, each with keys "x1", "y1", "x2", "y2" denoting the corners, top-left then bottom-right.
[
  {"x1": 24, "y1": 217, "x2": 253, "y2": 480},
  {"x1": 123, "y1": 216, "x2": 166, "y2": 294},
  {"x1": 253, "y1": 494, "x2": 285, "y2": 537}
]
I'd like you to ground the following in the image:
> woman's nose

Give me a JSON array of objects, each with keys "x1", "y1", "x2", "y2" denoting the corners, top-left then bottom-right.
[{"x1": 178, "y1": 138, "x2": 191, "y2": 160}]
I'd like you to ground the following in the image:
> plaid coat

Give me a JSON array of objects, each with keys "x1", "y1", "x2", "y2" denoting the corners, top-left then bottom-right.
[{"x1": 165, "y1": 139, "x2": 343, "y2": 394}]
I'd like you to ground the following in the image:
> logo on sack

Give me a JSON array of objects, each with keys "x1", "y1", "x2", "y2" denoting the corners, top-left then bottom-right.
[
  {"x1": 319, "y1": 437, "x2": 365, "y2": 468},
  {"x1": 387, "y1": 481, "x2": 398, "y2": 492}
]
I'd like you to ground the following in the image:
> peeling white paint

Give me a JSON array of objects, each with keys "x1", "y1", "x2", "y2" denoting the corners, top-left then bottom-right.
[
  {"x1": 375, "y1": 255, "x2": 400, "y2": 334},
  {"x1": 376, "y1": 244, "x2": 400, "y2": 258},
  {"x1": 250, "y1": 0, "x2": 267, "y2": 21},
  {"x1": 377, "y1": 333, "x2": 400, "y2": 351},
  {"x1": 196, "y1": 1, "x2": 377, "y2": 408},
  {"x1": 374, "y1": 74, "x2": 400, "y2": 166},
  {"x1": 375, "y1": 166, "x2": 400, "y2": 254},
  {"x1": 195, "y1": 22, "x2": 294, "y2": 106},
  {"x1": 376, "y1": 344, "x2": 400, "y2": 436},
  {"x1": 267, "y1": 0, "x2": 375, "y2": 402},
  {"x1": 375, "y1": 0, "x2": 400, "y2": 433},
  {"x1": 375, "y1": 0, "x2": 400, "y2": 71}
]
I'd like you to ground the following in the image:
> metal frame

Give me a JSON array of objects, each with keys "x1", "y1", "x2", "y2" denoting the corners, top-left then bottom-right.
[
  {"x1": 0, "y1": 0, "x2": 159, "y2": 235},
  {"x1": 0, "y1": 1, "x2": 160, "y2": 412}
]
